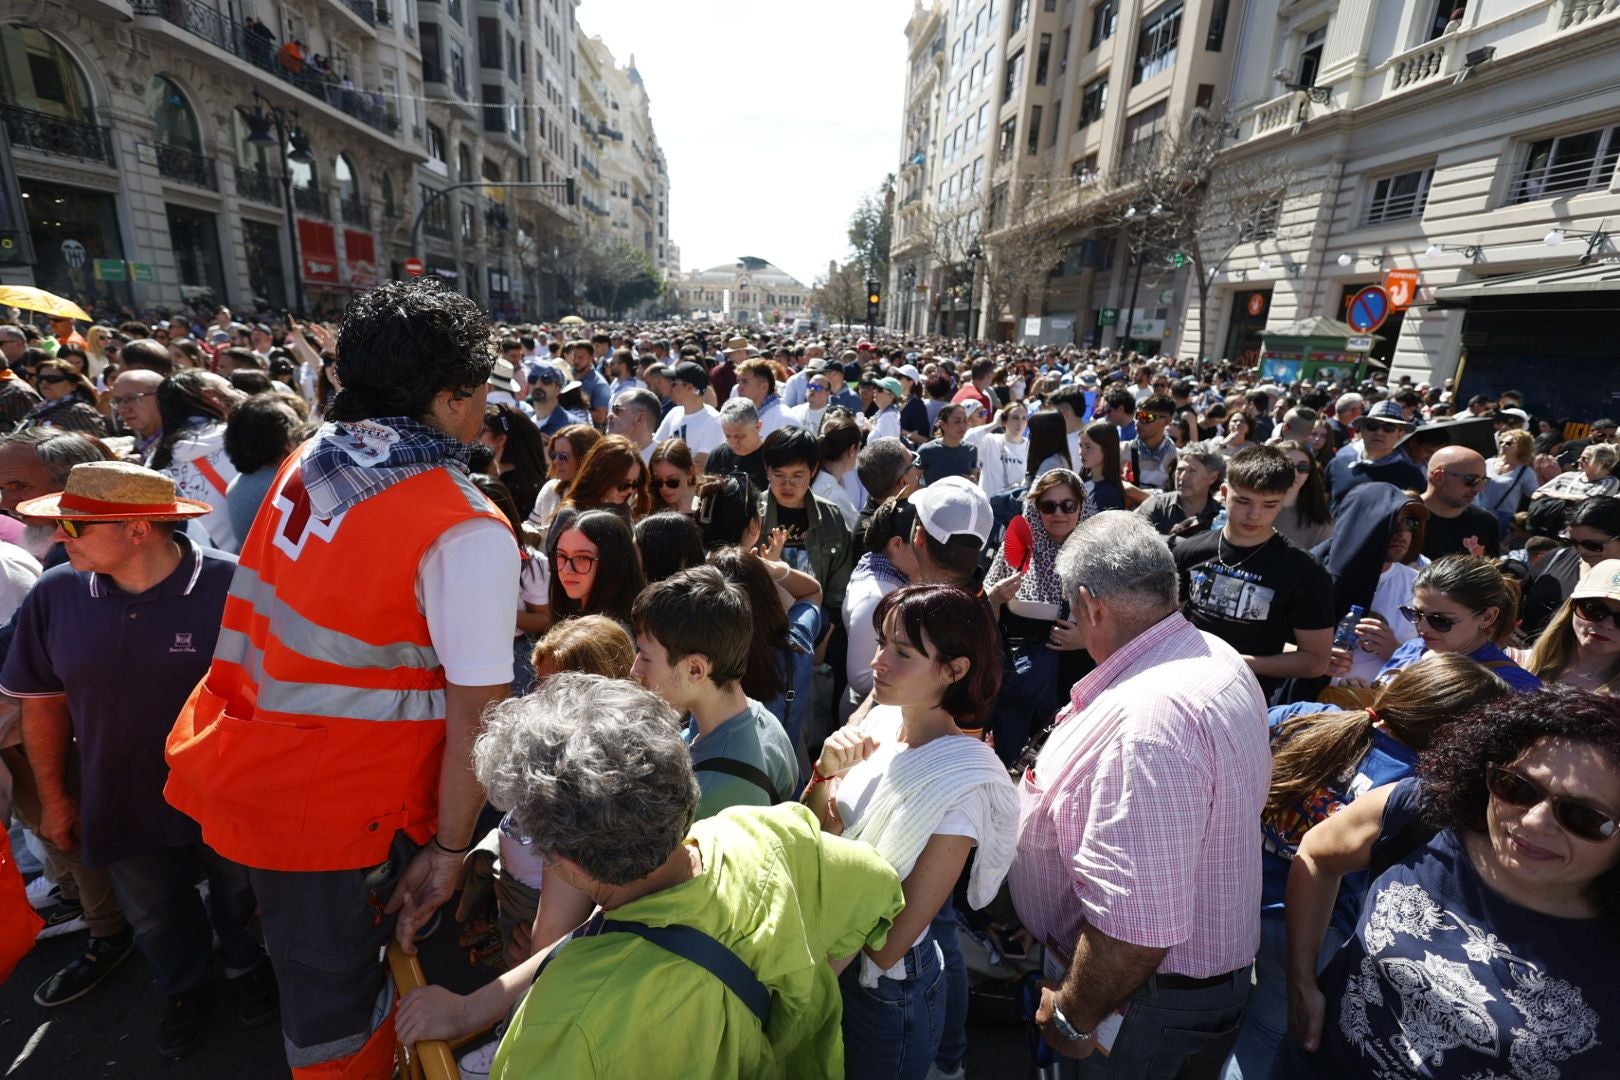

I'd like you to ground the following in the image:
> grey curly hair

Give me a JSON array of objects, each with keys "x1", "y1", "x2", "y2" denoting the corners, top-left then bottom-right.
[{"x1": 472, "y1": 672, "x2": 698, "y2": 886}]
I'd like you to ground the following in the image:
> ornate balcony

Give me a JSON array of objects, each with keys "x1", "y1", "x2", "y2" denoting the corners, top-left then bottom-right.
[
  {"x1": 339, "y1": 196, "x2": 371, "y2": 227},
  {"x1": 0, "y1": 103, "x2": 115, "y2": 165},
  {"x1": 236, "y1": 167, "x2": 282, "y2": 206},
  {"x1": 293, "y1": 185, "x2": 329, "y2": 218},
  {"x1": 341, "y1": 0, "x2": 377, "y2": 26},
  {"x1": 155, "y1": 144, "x2": 218, "y2": 189}
]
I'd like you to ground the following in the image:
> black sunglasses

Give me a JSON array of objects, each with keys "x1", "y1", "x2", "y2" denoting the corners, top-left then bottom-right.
[
  {"x1": 1564, "y1": 535, "x2": 1616, "y2": 554},
  {"x1": 1486, "y1": 766, "x2": 1620, "y2": 843},
  {"x1": 1037, "y1": 498, "x2": 1080, "y2": 515},
  {"x1": 1573, "y1": 597, "x2": 1620, "y2": 628},
  {"x1": 1399, "y1": 605, "x2": 1475, "y2": 634},
  {"x1": 1361, "y1": 420, "x2": 1405, "y2": 434},
  {"x1": 654, "y1": 476, "x2": 684, "y2": 491},
  {"x1": 36, "y1": 373, "x2": 73, "y2": 384},
  {"x1": 57, "y1": 518, "x2": 115, "y2": 539}
]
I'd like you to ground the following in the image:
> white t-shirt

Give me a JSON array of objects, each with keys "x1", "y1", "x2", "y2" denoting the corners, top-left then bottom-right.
[
  {"x1": 0, "y1": 540, "x2": 42, "y2": 624},
  {"x1": 812, "y1": 471, "x2": 859, "y2": 530},
  {"x1": 842, "y1": 564, "x2": 902, "y2": 715},
  {"x1": 1344, "y1": 560, "x2": 1421, "y2": 685},
  {"x1": 654, "y1": 404, "x2": 724, "y2": 458},
  {"x1": 415, "y1": 517, "x2": 522, "y2": 686},
  {"x1": 527, "y1": 478, "x2": 565, "y2": 534},
  {"x1": 978, "y1": 433, "x2": 1029, "y2": 495}
]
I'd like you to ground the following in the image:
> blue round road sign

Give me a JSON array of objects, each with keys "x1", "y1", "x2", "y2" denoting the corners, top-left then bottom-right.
[{"x1": 1347, "y1": 286, "x2": 1390, "y2": 334}]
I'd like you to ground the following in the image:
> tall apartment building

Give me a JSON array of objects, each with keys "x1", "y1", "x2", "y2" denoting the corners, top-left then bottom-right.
[
  {"x1": 889, "y1": 0, "x2": 1238, "y2": 346},
  {"x1": 1, "y1": 0, "x2": 671, "y2": 319},
  {"x1": 1191, "y1": 1, "x2": 1620, "y2": 418},
  {"x1": 581, "y1": 39, "x2": 670, "y2": 275}
]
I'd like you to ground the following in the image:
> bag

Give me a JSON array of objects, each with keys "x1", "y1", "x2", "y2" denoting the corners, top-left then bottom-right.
[{"x1": 695, "y1": 756, "x2": 781, "y2": 804}]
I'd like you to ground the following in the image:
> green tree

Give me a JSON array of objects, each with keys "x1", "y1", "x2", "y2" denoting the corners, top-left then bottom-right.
[
  {"x1": 847, "y1": 175, "x2": 895, "y2": 298},
  {"x1": 585, "y1": 242, "x2": 661, "y2": 318}
]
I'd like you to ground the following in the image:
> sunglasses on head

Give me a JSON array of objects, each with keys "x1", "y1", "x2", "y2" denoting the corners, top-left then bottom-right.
[
  {"x1": 1573, "y1": 597, "x2": 1620, "y2": 628},
  {"x1": 1399, "y1": 605, "x2": 1476, "y2": 633},
  {"x1": 1486, "y1": 766, "x2": 1620, "y2": 843},
  {"x1": 57, "y1": 518, "x2": 114, "y2": 539},
  {"x1": 1037, "y1": 498, "x2": 1079, "y2": 515},
  {"x1": 1564, "y1": 534, "x2": 1616, "y2": 554}
]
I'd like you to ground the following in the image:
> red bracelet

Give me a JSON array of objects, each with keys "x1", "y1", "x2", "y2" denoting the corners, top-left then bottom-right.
[{"x1": 806, "y1": 765, "x2": 833, "y2": 788}]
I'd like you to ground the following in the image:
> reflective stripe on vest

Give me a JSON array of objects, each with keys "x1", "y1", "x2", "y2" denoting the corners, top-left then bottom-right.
[
  {"x1": 214, "y1": 629, "x2": 445, "y2": 723},
  {"x1": 225, "y1": 567, "x2": 441, "y2": 673}
]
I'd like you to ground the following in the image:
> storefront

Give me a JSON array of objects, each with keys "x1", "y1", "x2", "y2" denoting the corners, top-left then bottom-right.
[
  {"x1": 165, "y1": 203, "x2": 227, "y2": 308},
  {"x1": 1223, "y1": 289, "x2": 1272, "y2": 365},
  {"x1": 18, "y1": 180, "x2": 131, "y2": 312},
  {"x1": 241, "y1": 219, "x2": 286, "y2": 312},
  {"x1": 1434, "y1": 262, "x2": 1620, "y2": 423}
]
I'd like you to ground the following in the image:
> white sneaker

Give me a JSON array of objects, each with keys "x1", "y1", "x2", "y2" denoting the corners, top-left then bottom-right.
[
  {"x1": 455, "y1": 1037, "x2": 500, "y2": 1080},
  {"x1": 26, "y1": 876, "x2": 61, "y2": 910}
]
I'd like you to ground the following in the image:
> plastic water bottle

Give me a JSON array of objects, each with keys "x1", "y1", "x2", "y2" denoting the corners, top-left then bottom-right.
[
  {"x1": 1334, "y1": 604, "x2": 1367, "y2": 651},
  {"x1": 1210, "y1": 506, "x2": 1229, "y2": 532}
]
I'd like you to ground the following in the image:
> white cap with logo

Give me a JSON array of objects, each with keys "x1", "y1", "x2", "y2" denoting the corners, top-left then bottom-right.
[{"x1": 910, "y1": 476, "x2": 994, "y2": 548}]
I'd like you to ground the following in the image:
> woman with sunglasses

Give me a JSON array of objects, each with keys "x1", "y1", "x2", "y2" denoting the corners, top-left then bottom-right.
[
  {"x1": 1226, "y1": 654, "x2": 1513, "y2": 1079},
  {"x1": 648, "y1": 437, "x2": 698, "y2": 515},
  {"x1": 1480, "y1": 429, "x2": 1539, "y2": 531},
  {"x1": 1280, "y1": 686, "x2": 1620, "y2": 1078},
  {"x1": 548, "y1": 509, "x2": 645, "y2": 631},
  {"x1": 562, "y1": 434, "x2": 652, "y2": 522},
  {"x1": 1519, "y1": 496, "x2": 1620, "y2": 639},
  {"x1": 1514, "y1": 559, "x2": 1620, "y2": 693},
  {"x1": 21, "y1": 358, "x2": 109, "y2": 436},
  {"x1": 983, "y1": 469, "x2": 1088, "y2": 764},
  {"x1": 1273, "y1": 439, "x2": 1334, "y2": 551},
  {"x1": 526, "y1": 424, "x2": 602, "y2": 535},
  {"x1": 1376, "y1": 555, "x2": 1541, "y2": 693}
]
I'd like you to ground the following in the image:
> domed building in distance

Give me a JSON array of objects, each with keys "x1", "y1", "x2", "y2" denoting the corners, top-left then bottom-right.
[{"x1": 674, "y1": 256, "x2": 809, "y2": 324}]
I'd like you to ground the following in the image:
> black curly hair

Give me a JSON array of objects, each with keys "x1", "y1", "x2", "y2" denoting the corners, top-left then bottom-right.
[
  {"x1": 1419, "y1": 685, "x2": 1620, "y2": 915},
  {"x1": 330, "y1": 279, "x2": 494, "y2": 422}
]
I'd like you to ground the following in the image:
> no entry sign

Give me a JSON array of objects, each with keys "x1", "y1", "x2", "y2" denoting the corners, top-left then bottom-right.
[{"x1": 403, "y1": 257, "x2": 425, "y2": 277}]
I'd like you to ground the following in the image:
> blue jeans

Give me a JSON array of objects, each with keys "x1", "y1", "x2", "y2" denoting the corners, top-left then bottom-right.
[
  {"x1": 1223, "y1": 910, "x2": 1346, "y2": 1080},
  {"x1": 932, "y1": 903, "x2": 968, "y2": 1071},
  {"x1": 840, "y1": 938, "x2": 945, "y2": 1080},
  {"x1": 105, "y1": 842, "x2": 264, "y2": 995},
  {"x1": 992, "y1": 637, "x2": 1059, "y2": 765}
]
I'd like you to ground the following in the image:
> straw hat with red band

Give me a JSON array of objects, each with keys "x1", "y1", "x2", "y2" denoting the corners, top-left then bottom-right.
[{"x1": 18, "y1": 461, "x2": 214, "y2": 521}]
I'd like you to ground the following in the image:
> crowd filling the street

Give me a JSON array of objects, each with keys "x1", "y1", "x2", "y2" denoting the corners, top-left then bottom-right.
[{"x1": 0, "y1": 279, "x2": 1618, "y2": 1080}]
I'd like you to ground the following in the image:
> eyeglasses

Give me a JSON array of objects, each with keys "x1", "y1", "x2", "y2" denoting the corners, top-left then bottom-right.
[
  {"x1": 1445, "y1": 471, "x2": 1487, "y2": 489},
  {"x1": 108, "y1": 392, "x2": 156, "y2": 407},
  {"x1": 654, "y1": 476, "x2": 684, "y2": 491},
  {"x1": 555, "y1": 552, "x2": 598, "y2": 574},
  {"x1": 1399, "y1": 605, "x2": 1476, "y2": 634},
  {"x1": 1361, "y1": 420, "x2": 1404, "y2": 434},
  {"x1": 1036, "y1": 498, "x2": 1080, "y2": 515},
  {"x1": 56, "y1": 518, "x2": 115, "y2": 539},
  {"x1": 1573, "y1": 597, "x2": 1620, "y2": 628},
  {"x1": 1486, "y1": 766, "x2": 1620, "y2": 843},
  {"x1": 1563, "y1": 534, "x2": 1616, "y2": 554}
]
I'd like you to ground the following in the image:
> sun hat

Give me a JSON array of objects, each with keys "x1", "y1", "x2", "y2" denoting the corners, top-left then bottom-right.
[
  {"x1": 724, "y1": 336, "x2": 749, "y2": 352},
  {"x1": 1572, "y1": 559, "x2": 1620, "y2": 603},
  {"x1": 1353, "y1": 399, "x2": 1414, "y2": 428},
  {"x1": 487, "y1": 357, "x2": 520, "y2": 393},
  {"x1": 911, "y1": 476, "x2": 994, "y2": 547},
  {"x1": 19, "y1": 461, "x2": 213, "y2": 521}
]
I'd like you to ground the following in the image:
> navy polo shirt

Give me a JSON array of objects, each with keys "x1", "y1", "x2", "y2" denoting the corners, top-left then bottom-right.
[{"x1": 0, "y1": 535, "x2": 237, "y2": 868}]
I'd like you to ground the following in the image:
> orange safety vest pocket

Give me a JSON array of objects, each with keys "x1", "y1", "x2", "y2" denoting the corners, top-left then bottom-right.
[{"x1": 207, "y1": 713, "x2": 328, "y2": 838}]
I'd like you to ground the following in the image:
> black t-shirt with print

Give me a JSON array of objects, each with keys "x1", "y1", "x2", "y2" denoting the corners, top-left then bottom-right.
[
  {"x1": 1421, "y1": 504, "x2": 1502, "y2": 559},
  {"x1": 704, "y1": 444, "x2": 767, "y2": 492},
  {"x1": 1173, "y1": 528, "x2": 1335, "y2": 694}
]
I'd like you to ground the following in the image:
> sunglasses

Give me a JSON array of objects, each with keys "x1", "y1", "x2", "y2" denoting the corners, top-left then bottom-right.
[
  {"x1": 1445, "y1": 471, "x2": 1487, "y2": 489},
  {"x1": 555, "y1": 553, "x2": 598, "y2": 574},
  {"x1": 615, "y1": 479, "x2": 639, "y2": 493},
  {"x1": 36, "y1": 373, "x2": 72, "y2": 385},
  {"x1": 57, "y1": 518, "x2": 115, "y2": 538},
  {"x1": 1564, "y1": 535, "x2": 1616, "y2": 554},
  {"x1": 1135, "y1": 411, "x2": 1169, "y2": 424},
  {"x1": 1361, "y1": 420, "x2": 1404, "y2": 434},
  {"x1": 1037, "y1": 498, "x2": 1080, "y2": 515},
  {"x1": 1573, "y1": 597, "x2": 1620, "y2": 628},
  {"x1": 1397, "y1": 517, "x2": 1421, "y2": 533},
  {"x1": 1399, "y1": 605, "x2": 1476, "y2": 634},
  {"x1": 1486, "y1": 766, "x2": 1620, "y2": 843},
  {"x1": 654, "y1": 476, "x2": 684, "y2": 491}
]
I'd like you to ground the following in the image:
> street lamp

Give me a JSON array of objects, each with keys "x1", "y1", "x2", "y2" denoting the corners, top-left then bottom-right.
[
  {"x1": 965, "y1": 240, "x2": 984, "y2": 342},
  {"x1": 245, "y1": 91, "x2": 315, "y2": 315},
  {"x1": 901, "y1": 266, "x2": 916, "y2": 336}
]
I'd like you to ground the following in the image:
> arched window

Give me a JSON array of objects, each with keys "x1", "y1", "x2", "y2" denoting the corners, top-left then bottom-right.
[
  {"x1": 333, "y1": 153, "x2": 360, "y2": 203},
  {"x1": 0, "y1": 25, "x2": 95, "y2": 121},
  {"x1": 288, "y1": 141, "x2": 317, "y2": 191},
  {"x1": 232, "y1": 107, "x2": 272, "y2": 175},
  {"x1": 144, "y1": 75, "x2": 201, "y2": 154}
]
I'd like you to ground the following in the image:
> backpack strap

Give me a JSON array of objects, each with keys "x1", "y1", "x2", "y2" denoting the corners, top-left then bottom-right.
[
  {"x1": 600, "y1": 920, "x2": 771, "y2": 1027},
  {"x1": 694, "y1": 757, "x2": 781, "y2": 804}
]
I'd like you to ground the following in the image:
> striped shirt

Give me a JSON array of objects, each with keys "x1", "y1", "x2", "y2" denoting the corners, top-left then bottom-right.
[{"x1": 1007, "y1": 612, "x2": 1271, "y2": 978}]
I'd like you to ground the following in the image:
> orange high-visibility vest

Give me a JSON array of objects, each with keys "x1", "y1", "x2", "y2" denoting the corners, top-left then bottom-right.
[{"x1": 165, "y1": 450, "x2": 510, "y2": 871}]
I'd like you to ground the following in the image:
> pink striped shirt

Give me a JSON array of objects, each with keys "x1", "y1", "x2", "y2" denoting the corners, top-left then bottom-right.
[{"x1": 1007, "y1": 612, "x2": 1271, "y2": 978}]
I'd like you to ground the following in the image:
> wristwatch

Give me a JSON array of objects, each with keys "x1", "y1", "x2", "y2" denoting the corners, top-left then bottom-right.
[{"x1": 1049, "y1": 1001, "x2": 1095, "y2": 1043}]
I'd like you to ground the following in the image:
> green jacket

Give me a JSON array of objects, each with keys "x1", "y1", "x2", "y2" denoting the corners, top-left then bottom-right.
[{"x1": 761, "y1": 492, "x2": 853, "y2": 620}]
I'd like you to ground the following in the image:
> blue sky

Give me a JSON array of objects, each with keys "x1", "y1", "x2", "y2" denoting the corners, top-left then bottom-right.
[{"x1": 594, "y1": 0, "x2": 910, "y2": 286}]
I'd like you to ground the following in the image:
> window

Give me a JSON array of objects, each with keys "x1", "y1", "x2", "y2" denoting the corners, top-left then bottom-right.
[
  {"x1": 1297, "y1": 26, "x2": 1326, "y2": 88},
  {"x1": 973, "y1": 155, "x2": 985, "y2": 188},
  {"x1": 1035, "y1": 33, "x2": 1052, "y2": 85},
  {"x1": 1071, "y1": 153, "x2": 1098, "y2": 186},
  {"x1": 1206, "y1": 0, "x2": 1231, "y2": 51},
  {"x1": 478, "y1": 18, "x2": 500, "y2": 68},
  {"x1": 1133, "y1": 3, "x2": 1182, "y2": 84},
  {"x1": 999, "y1": 117, "x2": 1017, "y2": 160},
  {"x1": 1051, "y1": 101, "x2": 1062, "y2": 146},
  {"x1": 1364, "y1": 168, "x2": 1432, "y2": 225},
  {"x1": 457, "y1": 143, "x2": 473, "y2": 181},
  {"x1": 1077, "y1": 76, "x2": 1108, "y2": 129},
  {"x1": 1425, "y1": 0, "x2": 1455, "y2": 43},
  {"x1": 1510, "y1": 126, "x2": 1620, "y2": 204},
  {"x1": 1119, "y1": 100, "x2": 1166, "y2": 176},
  {"x1": 426, "y1": 123, "x2": 446, "y2": 162},
  {"x1": 1003, "y1": 49, "x2": 1025, "y2": 102},
  {"x1": 450, "y1": 45, "x2": 467, "y2": 98},
  {"x1": 1059, "y1": 27, "x2": 1071, "y2": 73},
  {"x1": 1239, "y1": 195, "x2": 1282, "y2": 240},
  {"x1": 1090, "y1": 1, "x2": 1116, "y2": 49},
  {"x1": 420, "y1": 22, "x2": 444, "y2": 82},
  {"x1": 1028, "y1": 105, "x2": 1042, "y2": 154},
  {"x1": 1010, "y1": 0, "x2": 1030, "y2": 34}
]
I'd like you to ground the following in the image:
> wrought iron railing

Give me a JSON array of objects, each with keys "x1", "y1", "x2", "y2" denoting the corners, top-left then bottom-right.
[
  {"x1": 155, "y1": 143, "x2": 218, "y2": 189},
  {"x1": 342, "y1": 0, "x2": 377, "y2": 26},
  {"x1": 236, "y1": 167, "x2": 282, "y2": 206},
  {"x1": 339, "y1": 196, "x2": 371, "y2": 227},
  {"x1": 130, "y1": 0, "x2": 400, "y2": 137},
  {"x1": 293, "y1": 185, "x2": 329, "y2": 217},
  {"x1": 0, "y1": 103, "x2": 115, "y2": 164},
  {"x1": 423, "y1": 218, "x2": 451, "y2": 239}
]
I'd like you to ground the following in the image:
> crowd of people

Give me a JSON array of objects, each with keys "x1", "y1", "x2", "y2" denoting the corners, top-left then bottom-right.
[{"x1": 1, "y1": 281, "x2": 1618, "y2": 1080}]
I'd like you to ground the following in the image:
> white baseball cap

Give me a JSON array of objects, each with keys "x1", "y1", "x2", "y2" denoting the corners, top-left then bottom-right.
[{"x1": 910, "y1": 476, "x2": 993, "y2": 547}]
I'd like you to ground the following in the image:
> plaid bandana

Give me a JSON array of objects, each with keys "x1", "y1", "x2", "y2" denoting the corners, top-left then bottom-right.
[{"x1": 302, "y1": 416, "x2": 474, "y2": 518}]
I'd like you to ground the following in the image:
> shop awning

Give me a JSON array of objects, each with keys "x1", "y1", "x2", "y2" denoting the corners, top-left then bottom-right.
[{"x1": 1432, "y1": 260, "x2": 1620, "y2": 307}]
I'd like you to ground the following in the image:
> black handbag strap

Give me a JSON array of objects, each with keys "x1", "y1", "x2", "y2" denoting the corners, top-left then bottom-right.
[
  {"x1": 600, "y1": 919, "x2": 771, "y2": 1027},
  {"x1": 695, "y1": 757, "x2": 781, "y2": 804}
]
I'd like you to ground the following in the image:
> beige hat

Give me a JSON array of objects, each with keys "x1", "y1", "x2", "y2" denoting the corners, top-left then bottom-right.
[
  {"x1": 18, "y1": 461, "x2": 213, "y2": 520},
  {"x1": 1572, "y1": 559, "x2": 1620, "y2": 602},
  {"x1": 725, "y1": 336, "x2": 749, "y2": 352}
]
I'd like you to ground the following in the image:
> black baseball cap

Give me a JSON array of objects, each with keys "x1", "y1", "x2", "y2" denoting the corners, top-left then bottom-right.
[{"x1": 670, "y1": 361, "x2": 710, "y2": 393}]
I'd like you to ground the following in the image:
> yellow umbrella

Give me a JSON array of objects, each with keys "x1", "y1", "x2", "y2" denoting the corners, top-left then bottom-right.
[
  {"x1": 0, "y1": 285, "x2": 92, "y2": 323},
  {"x1": 558, "y1": 314, "x2": 586, "y2": 326}
]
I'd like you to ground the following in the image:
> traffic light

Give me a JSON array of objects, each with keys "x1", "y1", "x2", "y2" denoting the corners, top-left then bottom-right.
[
  {"x1": 866, "y1": 278, "x2": 881, "y2": 324},
  {"x1": 1172, "y1": 252, "x2": 1187, "y2": 269}
]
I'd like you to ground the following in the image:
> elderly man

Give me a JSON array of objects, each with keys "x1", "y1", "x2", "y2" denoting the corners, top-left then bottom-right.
[
  {"x1": 1323, "y1": 399, "x2": 1425, "y2": 510},
  {"x1": 1011, "y1": 511, "x2": 1270, "y2": 1076},
  {"x1": 0, "y1": 428, "x2": 111, "y2": 565},
  {"x1": 1420, "y1": 444, "x2": 1501, "y2": 558},
  {"x1": 396, "y1": 673, "x2": 905, "y2": 1078},
  {"x1": 109, "y1": 369, "x2": 165, "y2": 464},
  {"x1": 608, "y1": 387, "x2": 663, "y2": 463},
  {"x1": 703, "y1": 398, "x2": 768, "y2": 490},
  {"x1": 0, "y1": 324, "x2": 43, "y2": 423},
  {"x1": 3, "y1": 462, "x2": 273, "y2": 1056}
]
